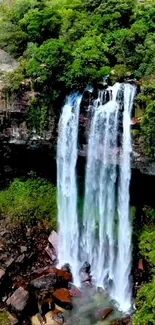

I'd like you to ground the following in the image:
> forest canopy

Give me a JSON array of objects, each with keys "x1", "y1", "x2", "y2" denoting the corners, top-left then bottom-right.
[
  {"x1": 1, "y1": 0, "x2": 155, "y2": 89},
  {"x1": 1, "y1": 0, "x2": 155, "y2": 155}
]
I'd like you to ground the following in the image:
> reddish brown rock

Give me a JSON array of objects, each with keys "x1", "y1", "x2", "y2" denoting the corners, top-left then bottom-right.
[
  {"x1": 7, "y1": 286, "x2": 29, "y2": 312},
  {"x1": 122, "y1": 315, "x2": 132, "y2": 325},
  {"x1": 69, "y1": 284, "x2": 81, "y2": 298},
  {"x1": 52, "y1": 288, "x2": 73, "y2": 310},
  {"x1": 95, "y1": 307, "x2": 113, "y2": 320},
  {"x1": 55, "y1": 268, "x2": 72, "y2": 282}
]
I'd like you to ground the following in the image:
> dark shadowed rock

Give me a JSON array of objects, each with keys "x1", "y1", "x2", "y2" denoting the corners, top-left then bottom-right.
[
  {"x1": 52, "y1": 288, "x2": 73, "y2": 310},
  {"x1": 7, "y1": 286, "x2": 29, "y2": 312}
]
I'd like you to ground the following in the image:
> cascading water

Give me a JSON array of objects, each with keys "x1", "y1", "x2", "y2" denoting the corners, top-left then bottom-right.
[
  {"x1": 57, "y1": 83, "x2": 136, "y2": 313},
  {"x1": 82, "y1": 83, "x2": 136, "y2": 312},
  {"x1": 113, "y1": 84, "x2": 136, "y2": 311},
  {"x1": 57, "y1": 92, "x2": 82, "y2": 285}
]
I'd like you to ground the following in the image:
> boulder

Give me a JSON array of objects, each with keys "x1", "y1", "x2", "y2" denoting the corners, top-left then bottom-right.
[
  {"x1": 95, "y1": 307, "x2": 113, "y2": 321},
  {"x1": 31, "y1": 273, "x2": 56, "y2": 290},
  {"x1": 7, "y1": 286, "x2": 29, "y2": 312},
  {"x1": 31, "y1": 267, "x2": 71, "y2": 289},
  {"x1": 48, "y1": 231, "x2": 59, "y2": 256},
  {"x1": 52, "y1": 288, "x2": 73, "y2": 310},
  {"x1": 55, "y1": 268, "x2": 72, "y2": 283},
  {"x1": 69, "y1": 284, "x2": 81, "y2": 298}
]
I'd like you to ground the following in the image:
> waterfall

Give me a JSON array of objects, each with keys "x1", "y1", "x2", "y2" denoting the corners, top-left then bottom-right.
[
  {"x1": 57, "y1": 83, "x2": 136, "y2": 312},
  {"x1": 57, "y1": 92, "x2": 82, "y2": 285},
  {"x1": 82, "y1": 83, "x2": 136, "y2": 311},
  {"x1": 113, "y1": 84, "x2": 136, "y2": 311}
]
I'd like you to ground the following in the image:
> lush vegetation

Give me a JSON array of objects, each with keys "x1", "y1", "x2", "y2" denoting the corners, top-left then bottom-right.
[
  {"x1": 1, "y1": 0, "x2": 155, "y2": 154},
  {"x1": 0, "y1": 177, "x2": 57, "y2": 228},
  {"x1": 133, "y1": 207, "x2": 155, "y2": 325}
]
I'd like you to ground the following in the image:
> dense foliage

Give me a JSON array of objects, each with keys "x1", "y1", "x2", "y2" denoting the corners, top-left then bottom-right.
[
  {"x1": 0, "y1": 178, "x2": 57, "y2": 228},
  {"x1": 1, "y1": 0, "x2": 155, "y2": 152},
  {"x1": 133, "y1": 207, "x2": 155, "y2": 325}
]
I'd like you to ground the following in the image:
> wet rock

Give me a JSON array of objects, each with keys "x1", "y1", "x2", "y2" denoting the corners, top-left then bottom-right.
[
  {"x1": 97, "y1": 287, "x2": 105, "y2": 294},
  {"x1": 80, "y1": 272, "x2": 92, "y2": 283},
  {"x1": 69, "y1": 284, "x2": 81, "y2": 298},
  {"x1": 122, "y1": 315, "x2": 132, "y2": 325},
  {"x1": 31, "y1": 273, "x2": 56, "y2": 290},
  {"x1": 95, "y1": 307, "x2": 113, "y2": 320},
  {"x1": 61, "y1": 264, "x2": 72, "y2": 274},
  {"x1": 52, "y1": 288, "x2": 73, "y2": 310},
  {"x1": 80, "y1": 262, "x2": 91, "y2": 274},
  {"x1": 7, "y1": 286, "x2": 29, "y2": 312},
  {"x1": 48, "y1": 231, "x2": 58, "y2": 256},
  {"x1": 55, "y1": 268, "x2": 72, "y2": 284}
]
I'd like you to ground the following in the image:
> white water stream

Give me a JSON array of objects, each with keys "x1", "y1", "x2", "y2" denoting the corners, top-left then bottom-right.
[
  {"x1": 57, "y1": 83, "x2": 136, "y2": 312},
  {"x1": 57, "y1": 92, "x2": 82, "y2": 285}
]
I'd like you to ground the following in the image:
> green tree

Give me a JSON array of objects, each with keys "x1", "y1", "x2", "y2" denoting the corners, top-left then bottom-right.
[
  {"x1": 141, "y1": 101, "x2": 155, "y2": 157},
  {"x1": 134, "y1": 277, "x2": 155, "y2": 325}
]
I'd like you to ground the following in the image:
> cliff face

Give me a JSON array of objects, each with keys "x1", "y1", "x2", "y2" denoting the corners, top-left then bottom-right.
[{"x1": 0, "y1": 50, "x2": 155, "y2": 176}]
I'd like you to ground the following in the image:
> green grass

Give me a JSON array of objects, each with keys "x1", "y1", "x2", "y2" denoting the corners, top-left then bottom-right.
[
  {"x1": 0, "y1": 311, "x2": 9, "y2": 325},
  {"x1": 0, "y1": 177, "x2": 57, "y2": 229}
]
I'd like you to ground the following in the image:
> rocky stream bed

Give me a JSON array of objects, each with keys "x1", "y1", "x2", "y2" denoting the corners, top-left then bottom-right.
[{"x1": 0, "y1": 219, "x2": 139, "y2": 325}]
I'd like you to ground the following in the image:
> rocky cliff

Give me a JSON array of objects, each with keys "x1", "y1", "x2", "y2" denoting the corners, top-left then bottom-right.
[{"x1": 0, "y1": 50, "x2": 155, "y2": 177}]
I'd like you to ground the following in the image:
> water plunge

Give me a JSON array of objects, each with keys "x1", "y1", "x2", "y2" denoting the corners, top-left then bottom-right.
[
  {"x1": 57, "y1": 92, "x2": 82, "y2": 285},
  {"x1": 57, "y1": 83, "x2": 136, "y2": 312}
]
